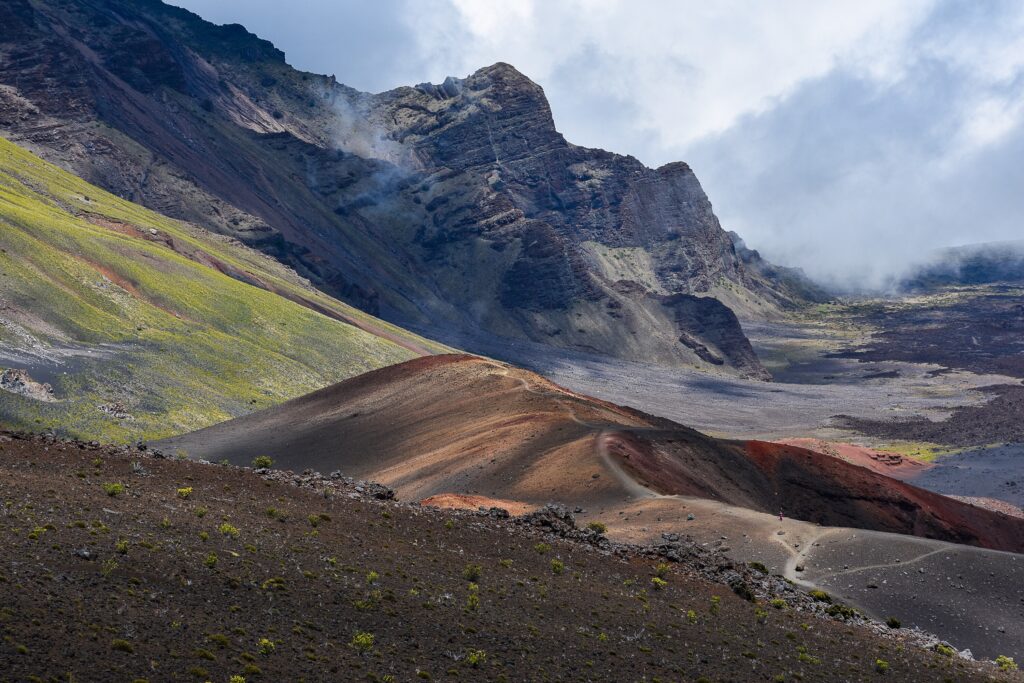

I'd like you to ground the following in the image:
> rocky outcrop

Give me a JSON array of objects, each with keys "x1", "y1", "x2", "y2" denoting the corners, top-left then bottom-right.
[
  {"x1": 0, "y1": 0, "x2": 824, "y2": 377},
  {"x1": 663, "y1": 294, "x2": 770, "y2": 380},
  {"x1": 0, "y1": 368, "x2": 55, "y2": 402}
]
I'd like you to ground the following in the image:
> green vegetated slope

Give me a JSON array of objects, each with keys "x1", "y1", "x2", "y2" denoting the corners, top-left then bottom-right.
[{"x1": 0, "y1": 136, "x2": 448, "y2": 442}]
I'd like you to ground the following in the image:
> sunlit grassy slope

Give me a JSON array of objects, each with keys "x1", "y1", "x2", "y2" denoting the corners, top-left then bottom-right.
[{"x1": 0, "y1": 137, "x2": 449, "y2": 442}]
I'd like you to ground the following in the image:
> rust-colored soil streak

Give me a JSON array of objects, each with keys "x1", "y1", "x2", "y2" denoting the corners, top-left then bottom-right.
[
  {"x1": 82, "y1": 211, "x2": 432, "y2": 355},
  {"x1": 420, "y1": 493, "x2": 535, "y2": 515},
  {"x1": 161, "y1": 355, "x2": 1024, "y2": 553},
  {"x1": 777, "y1": 438, "x2": 932, "y2": 479}
]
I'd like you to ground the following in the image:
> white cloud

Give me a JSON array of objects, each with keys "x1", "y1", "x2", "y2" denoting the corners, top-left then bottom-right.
[{"x1": 393, "y1": 1, "x2": 936, "y2": 155}]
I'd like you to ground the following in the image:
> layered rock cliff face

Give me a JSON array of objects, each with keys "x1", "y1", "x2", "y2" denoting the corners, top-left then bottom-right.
[{"x1": 0, "y1": 0, "x2": 821, "y2": 378}]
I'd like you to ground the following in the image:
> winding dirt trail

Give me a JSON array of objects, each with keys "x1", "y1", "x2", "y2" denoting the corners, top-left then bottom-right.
[
  {"x1": 806, "y1": 540, "x2": 952, "y2": 582},
  {"x1": 487, "y1": 362, "x2": 660, "y2": 501},
  {"x1": 776, "y1": 526, "x2": 831, "y2": 587}
]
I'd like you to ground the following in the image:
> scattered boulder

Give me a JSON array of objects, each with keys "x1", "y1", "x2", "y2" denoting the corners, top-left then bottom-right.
[
  {"x1": 0, "y1": 368, "x2": 55, "y2": 402},
  {"x1": 517, "y1": 504, "x2": 577, "y2": 534},
  {"x1": 98, "y1": 401, "x2": 133, "y2": 420}
]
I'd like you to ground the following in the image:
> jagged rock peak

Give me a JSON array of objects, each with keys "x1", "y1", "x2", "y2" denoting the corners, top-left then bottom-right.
[
  {"x1": 468, "y1": 62, "x2": 544, "y2": 87},
  {"x1": 657, "y1": 161, "x2": 695, "y2": 175}
]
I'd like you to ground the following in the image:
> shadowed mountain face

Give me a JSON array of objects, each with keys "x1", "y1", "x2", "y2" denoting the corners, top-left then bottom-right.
[
  {"x1": 0, "y1": 0, "x2": 827, "y2": 379},
  {"x1": 159, "y1": 355, "x2": 1024, "y2": 554}
]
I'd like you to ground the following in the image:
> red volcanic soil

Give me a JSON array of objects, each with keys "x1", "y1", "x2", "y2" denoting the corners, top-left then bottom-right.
[
  {"x1": 160, "y1": 354, "x2": 1024, "y2": 553},
  {"x1": 777, "y1": 438, "x2": 931, "y2": 480},
  {"x1": 159, "y1": 354, "x2": 659, "y2": 511},
  {"x1": 742, "y1": 440, "x2": 1021, "y2": 551},
  {"x1": 420, "y1": 493, "x2": 535, "y2": 515},
  {"x1": 609, "y1": 433, "x2": 1024, "y2": 552}
]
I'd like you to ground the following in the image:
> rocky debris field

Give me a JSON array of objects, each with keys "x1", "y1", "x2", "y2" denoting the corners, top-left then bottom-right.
[
  {"x1": 1, "y1": 430, "x2": 1019, "y2": 682},
  {"x1": 839, "y1": 384, "x2": 1024, "y2": 448},
  {"x1": 826, "y1": 286, "x2": 1024, "y2": 448},
  {"x1": 831, "y1": 285, "x2": 1024, "y2": 381}
]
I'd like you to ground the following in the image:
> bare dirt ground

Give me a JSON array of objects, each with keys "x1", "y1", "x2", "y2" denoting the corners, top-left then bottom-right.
[
  {"x1": 775, "y1": 438, "x2": 932, "y2": 479},
  {"x1": 419, "y1": 493, "x2": 535, "y2": 515},
  {"x1": 464, "y1": 293, "x2": 1024, "y2": 519},
  {"x1": 8, "y1": 432, "x2": 1016, "y2": 682},
  {"x1": 608, "y1": 497, "x2": 1024, "y2": 662},
  {"x1": 779, "y1": 438, "x2": 1024, "y2": 517}
]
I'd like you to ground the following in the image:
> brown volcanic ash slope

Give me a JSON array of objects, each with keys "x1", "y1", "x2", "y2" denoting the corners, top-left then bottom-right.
[
  {"x1": 0, "y1": 0, "x2": 824, "y2": 378},
  {"x1": 160, "y1": 355, "x2": 1024, "y2": 553},
  {"x1": 5, "y1": 435, "x2": 1014, "y2": 683}
]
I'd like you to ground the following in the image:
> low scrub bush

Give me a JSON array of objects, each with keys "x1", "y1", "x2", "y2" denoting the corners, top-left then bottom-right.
[
  {"x1": 102, "y1": 482, "x2": 125, "y2": 497},
  {"x1": 111, "y1": 639, "x2": 134, "y2": 653},
  {"x1": 218, "y1": 523, "x2": 240, "y2": 538},
  {"x1": 996, "y1": 655, "x2": 1018, "y2": 672},
  {"x1": 351, "y1": 632, "x2": 374, "y2": 652}
]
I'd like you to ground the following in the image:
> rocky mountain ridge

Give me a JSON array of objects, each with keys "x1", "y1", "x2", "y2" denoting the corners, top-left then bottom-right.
[{"x1": 0, "y1": 0, "x2": 825, "y2": 378}]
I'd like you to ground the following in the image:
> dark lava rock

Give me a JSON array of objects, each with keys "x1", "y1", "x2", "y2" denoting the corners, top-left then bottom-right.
[{"x1": 517, "y1": 504, "x2": 577, "y2": 534}]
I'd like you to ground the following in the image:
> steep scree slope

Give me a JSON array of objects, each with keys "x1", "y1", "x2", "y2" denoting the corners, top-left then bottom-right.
[{"x1": 0, "y1": 137, "x2": 445, "y2": 442}]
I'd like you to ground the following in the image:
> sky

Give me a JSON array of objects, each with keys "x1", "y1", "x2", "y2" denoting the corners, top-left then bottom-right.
[{"x1": 169, "y1": 0, "x2": 1024, "y2": 290}]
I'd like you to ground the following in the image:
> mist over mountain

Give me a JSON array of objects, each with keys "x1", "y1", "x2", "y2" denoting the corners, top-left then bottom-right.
[
  {"x1": 901, "y1": 239, "x2": 1024, "y2": 290},
  {"x1": 167, "y1": 0, "x2": 1024, "y2": 292},
  {"x1": 0, "y1": 0, "x2": 828, "y2": 379}
]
